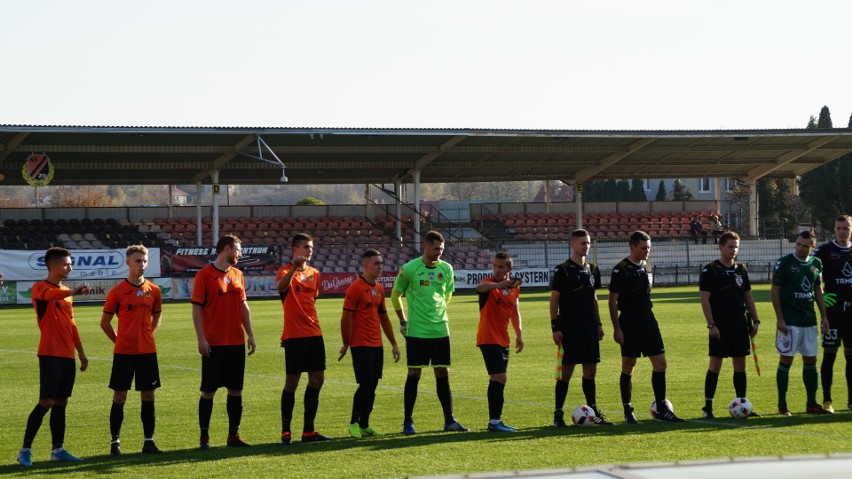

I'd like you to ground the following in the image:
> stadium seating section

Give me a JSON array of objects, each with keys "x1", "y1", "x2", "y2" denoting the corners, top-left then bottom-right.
[
  {"x1": 477, "y1": 210, "x2": 720, "y2": 242},
  {"x1": 0, "y1": 211, "x2": 719, "y2": 272}
]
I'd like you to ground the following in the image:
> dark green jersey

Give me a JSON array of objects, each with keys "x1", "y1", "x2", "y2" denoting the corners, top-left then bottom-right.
[{"x1": 772, "y1": 253, "x2": 823, "y2": 327}]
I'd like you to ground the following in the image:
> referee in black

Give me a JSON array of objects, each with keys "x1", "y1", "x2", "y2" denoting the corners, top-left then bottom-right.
[
  {"x1": 550, "y1": 229, "x2": 611, "y2": 426},
  {"x1": 699, "y1": 231, "x2": 761, "y2": 418},
  {"x1": 609, "y1": 231, "x2": 683, "y2": 423}
]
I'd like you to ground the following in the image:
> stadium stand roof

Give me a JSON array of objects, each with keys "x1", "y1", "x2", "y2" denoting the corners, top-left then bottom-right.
[{"x1": 1, "y1": 125, "x2": 851, "y2": 186}]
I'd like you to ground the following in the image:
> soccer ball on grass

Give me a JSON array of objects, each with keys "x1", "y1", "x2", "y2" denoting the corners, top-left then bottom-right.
[
  {"x1": 572, "y1": 405, "x2": 597, "y2": 426},
  {"x1": 649, "y1": 399, "x2": 674, "y2": 418},
  {"x1": 728, "y1": 397, "x2": 753, "y2": 419}
]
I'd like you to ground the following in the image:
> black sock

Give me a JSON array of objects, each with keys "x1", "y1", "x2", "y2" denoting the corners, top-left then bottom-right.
[
  {"x1": 704, "y1": 370, "x2": 719, "y2": 409},
  {"x1": 360, "y1": 380, "x2": 378, "y2": 428},
  {"x1": 554, "y1": 379, "x2": 569, "y2": 411},
  {"x1": 281, "y1": 389, "x2": 295, "y2": 433},
  {"x1": 651, "y1": 371, "x2": 666, "y2": 407},
  {"x1": 110, "y1": 402, "x2": 125, "y2": 441},
  {"x1": 436, "y1": 376, "x2": 454, "y2": 424},
  {"x1": 22, "y1": 404, "x2": 49, "y2": 449},
  {"x1": 303, "y1": 386, "x2": 320, "y2": 433},
  {"x1": 49, "y1": 405, "x2": 66, "y2": 449},
  {"x1": 403, "y1": 375, "x2": 420, "y2": 422},
  {"x1": 226, "y1": 395, "x2": 242, "y2": 436},
  {"x1": 488, "y1": 381, "x2": 505, "y2": 420},
  {"x1": 198, "y1": 397, "x2": 213, "y2": 437},
  {"x1": 141, "y1": 400, "x2": 155, "y2": 438},
  {"x1": 821, "y1": 352, "x2": 836, "y2": 402},
  {"x1": 733, "y1": 371, "x2": 747, "y2": 399},
  {"x1": 581, "y1": 378, "x2": 596, "y2": 408},
  {"x1": 351, "y1": 385, "x2": 364, "y2": 425},
  {"x1": 619, "y1": 373, "x2": 632, "y2": 408}
]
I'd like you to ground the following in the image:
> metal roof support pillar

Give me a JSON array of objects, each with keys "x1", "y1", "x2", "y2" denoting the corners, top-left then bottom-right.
[
  {"x1": 714, "y1": 178, "x2": 721, "y2": 217},
  {"x1": 544, "y1": 180, "x2": 551, "y2": 215},
  {"x1": 413, "y1": 168, "x2": 421, "y2": 253},
  {"x1": 394, "y1": 180, "x2": 402, "y2": 242},
  {"x1": 211, "y1": 170, "x2": 220, "y2": 245},
  {"x1": 196, "y1": 182, "x2": 203, "y2": 246},
  {"x1": 748, "y1": 179, "x2": 758, "y2": 237},
  {"x1": 575, "y1": 182, "x2": 584, "y2": 229},
  {"x1": 168, "y1": 185, "x2": 174, "y2": 219}
]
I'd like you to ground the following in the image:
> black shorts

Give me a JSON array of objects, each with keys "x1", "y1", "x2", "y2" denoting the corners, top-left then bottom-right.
[
  {"x1": 282, "y1": 336, "x2": 326, "y2": 375},
  {"x1": 561, "y1": 316, "x2": 601, "y2": 365},
  {"x1": 708, "y1": 317, "x2": 750, "y2": 358},
  {"x1": 351, "y1": 346, "x2": 384, "y2": 384},
  {"x1": 39, "y1": 356, "x2": 76, "y2": 400},
  {"x1": 479, "y1": 344, "x2": 509, "y2": 375},
  {"x1": 406, "y1": 336, "x2": 451, "y2": 368},
  {"x1": 619, "y1": 311, "x2": 665, "y2": 358},
  {"x1": 823, "y1": 299, "x2": 852, "y2": 349},
  {"x1": 201, "y1": 345, "x2": 246, "y2": 392},
  {"x1": 109, "y1": 353, "x2": 161, "y2": 391}
]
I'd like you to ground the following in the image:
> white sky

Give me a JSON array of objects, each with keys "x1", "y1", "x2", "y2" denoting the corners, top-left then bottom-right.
[{"x1": 2, "y1": 0, "x2": 851, "y2": 130}]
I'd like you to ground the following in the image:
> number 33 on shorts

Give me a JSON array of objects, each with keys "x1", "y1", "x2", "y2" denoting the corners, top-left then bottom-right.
[{"x1": 824, "y1": 328, "x2": 839, "y2": 341}]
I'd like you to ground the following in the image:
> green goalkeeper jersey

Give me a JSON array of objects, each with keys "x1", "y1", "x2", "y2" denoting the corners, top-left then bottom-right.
[
  {"x1": 772, "y1": 253, "x2": 823, "y2": 327},
  {"x1": 393, "y1": 257, "x2": 455, "y2": 338}
]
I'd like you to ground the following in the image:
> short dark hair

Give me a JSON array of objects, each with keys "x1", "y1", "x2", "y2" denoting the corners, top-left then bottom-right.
[
  {"x1": 44, "y1": 247, "x2": 70, "y2": 265},
  {"x1": 798, "y1": 230, "x2": 816, "y2": 243},
  {"x1": 425, "y1": 230, "x2": 445, "y2": 244},
  {"x1": 837, "y1": 215, "x2": 851, "y2": 223},
  {"x1": 629, "y1": 231, "x2": 651, "y2": 246},
  {"x1": 362, "y1": 248, "x2": 381, "y2": 260},
  {"x1": 494, "y1": 251, "x2": 513, "y2": 269},
  {"x1": 571, "y1": 229, "x2": 590, "y2": 239},
  {"x1": 216, "y1": 234, "x2": 241, "y2": 254},
  {"x1": 718, "y1": 231, "x2": 740, "y2": 246},
  {"x1": 292, "y1": 233, "x2": 313, "y2": 248}
]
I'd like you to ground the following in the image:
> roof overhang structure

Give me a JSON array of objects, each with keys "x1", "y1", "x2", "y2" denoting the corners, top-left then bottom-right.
[{"x1": 1, "y1": 125, "x2": 851, "y2": 187}]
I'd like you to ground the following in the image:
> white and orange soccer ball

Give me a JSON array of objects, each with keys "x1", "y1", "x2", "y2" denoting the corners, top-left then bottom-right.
[
  {"x1": 572, "y1": 405, "x2": 597, "y2": 427},
  {"x1": 649, "y1": 399, "x2": 674, "y2": 418},
  {"x1": 728, "y1": 397, "x2": 753, "y2": 419}
]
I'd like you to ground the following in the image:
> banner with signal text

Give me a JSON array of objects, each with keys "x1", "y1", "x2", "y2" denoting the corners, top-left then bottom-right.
[{"x1": 0, "y1": 249, "x2": 162, "y2": 281}]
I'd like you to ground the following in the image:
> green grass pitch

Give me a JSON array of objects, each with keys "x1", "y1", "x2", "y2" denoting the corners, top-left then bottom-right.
[{"x1": 1, "y1": 285, "x2": 850, "y2": 478}]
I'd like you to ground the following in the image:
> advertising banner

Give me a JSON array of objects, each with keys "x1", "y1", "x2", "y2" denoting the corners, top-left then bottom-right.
[
  {"x1": 160, "y1": 246, "x2": 280, "y2": 276},
  {"x1": 319, "y1": 272, "x2": 399, "y2": 295},
  {"x1": 0, "y1": 281, "x2": 17, "y2": 305},
  {"x1": 452, "y1": 268, "x2": 552, "y2": 289},
  {"x1": 15, "y1": 277, "x2": 174, "y2": 305},
  {"x1": 168, "y1": 275, "x2": 281, "y2": 300},
  {"x1": 0, "y1": 249, "x2": 162, "y2": 281}
]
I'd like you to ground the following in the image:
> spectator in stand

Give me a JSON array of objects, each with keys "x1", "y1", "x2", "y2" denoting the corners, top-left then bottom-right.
[
  {"x1": 690, "y1": 217, "x2": 707, "y2": 245},
  {"x1": 710, "y1": 216, "x2": 725, "y2": 244}
]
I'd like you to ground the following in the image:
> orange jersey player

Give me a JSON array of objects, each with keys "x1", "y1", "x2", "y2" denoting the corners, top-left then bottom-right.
[
  {"x1": 339, "y1": 249, "x2": 400, "y2": 438},
  {"x1": 191, "y1": 235, "x2": 257, "y2": 450},
  {"x1": 18, "y1": 247, "x2": 90, "y2": 467},
  {"x1": 100, "y1": 244, "x2": 164, "y2": 456},
  {"x1": 475, "y1": 252, "x2": 523, "y2": 432},
  {"x1": 275, "y1": 233, "x2": 329, "y2": 444}
]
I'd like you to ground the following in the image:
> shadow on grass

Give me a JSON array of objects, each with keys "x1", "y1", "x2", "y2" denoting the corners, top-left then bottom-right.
[{"x1": 3, "y1": 412, "x2": 848, "y2": 474}]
